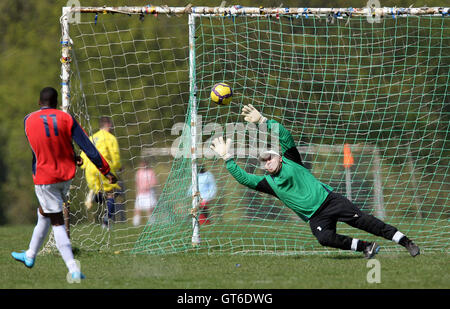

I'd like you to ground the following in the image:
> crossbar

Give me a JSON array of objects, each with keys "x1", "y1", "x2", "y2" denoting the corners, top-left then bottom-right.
[{"x1": 62, "y1": 5, "x2": 449, "y2": 18}]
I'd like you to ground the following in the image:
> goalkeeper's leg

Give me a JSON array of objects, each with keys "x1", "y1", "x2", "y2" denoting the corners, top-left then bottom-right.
[
  {"x1": 310, "y1": 192, "x2": 400, "y2": 258},
  {"x1": 333, "y1": 192, "x2": 420, "y2": 257},
  {"x1": 309, "y1": 213, "x2": 374, "y2": 254}
]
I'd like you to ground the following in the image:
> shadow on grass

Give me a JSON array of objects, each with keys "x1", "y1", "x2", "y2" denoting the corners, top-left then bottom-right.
[
  {"x1": 290, "y1": 253, "x2": 362, "y2": 260},
  {"x1": 324, "y1": 254, "x2": 362, "y2": 260}
]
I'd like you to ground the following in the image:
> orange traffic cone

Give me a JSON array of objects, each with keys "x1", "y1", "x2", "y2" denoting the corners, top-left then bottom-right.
[{"x1": 343, "y1": 143, "x2": 354, "y2": 168}]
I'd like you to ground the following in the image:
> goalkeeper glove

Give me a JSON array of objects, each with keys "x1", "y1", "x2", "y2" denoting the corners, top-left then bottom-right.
[
  {"x1": 210, "y1": 137, "x2": 233, "y2": 161},
  {"x1": 241, "y1": 104, "x2": 267, "y2": 124}
]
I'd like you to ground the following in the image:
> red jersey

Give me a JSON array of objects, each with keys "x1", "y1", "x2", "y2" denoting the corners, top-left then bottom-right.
[{"x1": 24, "y1": 107, "x2": 110, "y2": 185}]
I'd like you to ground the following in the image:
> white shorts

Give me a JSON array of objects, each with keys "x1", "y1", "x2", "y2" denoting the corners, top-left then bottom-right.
[
  {"x1": 34, "y1": 180, "x2": 72, "y2": 214},
  {"x1": 135, "y1": 191, "x2": 157, "y2": 211}
]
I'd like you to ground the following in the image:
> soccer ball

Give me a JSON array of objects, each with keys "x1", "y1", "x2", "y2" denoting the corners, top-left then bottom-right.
[{"x1": 210, "y1": 83, "x2": 233, "y2": 105}]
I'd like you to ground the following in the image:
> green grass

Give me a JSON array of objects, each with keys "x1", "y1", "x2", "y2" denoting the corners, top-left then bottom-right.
[{"x1": 0, "y1": 225, "x2": 448, "y2": 289}]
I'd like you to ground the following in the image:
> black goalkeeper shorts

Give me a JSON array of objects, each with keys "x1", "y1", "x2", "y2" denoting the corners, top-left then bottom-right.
[{"x1": 308, "y1": 192, "x2": 397, "y2": 250}]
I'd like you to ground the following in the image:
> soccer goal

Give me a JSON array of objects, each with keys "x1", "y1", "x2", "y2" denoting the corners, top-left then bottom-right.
[{"x1": 42, "y1": 5, "x2": 449, "y2": 256}]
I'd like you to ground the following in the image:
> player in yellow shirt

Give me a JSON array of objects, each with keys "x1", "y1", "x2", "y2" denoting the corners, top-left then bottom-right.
[{"x1": 80, "y1": 116, "x2": 121, "y2": 229}]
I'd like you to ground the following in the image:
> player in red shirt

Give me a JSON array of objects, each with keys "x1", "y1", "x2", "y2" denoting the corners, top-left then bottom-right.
[{"x1": 12, "y1": 87, "x2": 117, "y2": 280}]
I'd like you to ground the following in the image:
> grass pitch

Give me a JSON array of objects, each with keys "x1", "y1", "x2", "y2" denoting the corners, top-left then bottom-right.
[{"x1": 0, "y1": 225, "x2": 448, "y2": 290}]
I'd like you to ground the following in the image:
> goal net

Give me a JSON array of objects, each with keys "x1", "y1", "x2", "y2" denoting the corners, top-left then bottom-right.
[{"x1": 43, "y1": 6, "x2": 449, "y2": 255}]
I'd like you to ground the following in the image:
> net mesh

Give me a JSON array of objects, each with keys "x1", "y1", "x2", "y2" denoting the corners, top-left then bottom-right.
[{"x1": 44, "y1": 11, "x2": 449, "y2": 255}]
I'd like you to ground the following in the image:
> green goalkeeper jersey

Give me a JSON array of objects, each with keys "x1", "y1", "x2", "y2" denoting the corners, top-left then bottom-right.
[{"x1": 225, "y1": 119, "x2": 333, "y2": 222}]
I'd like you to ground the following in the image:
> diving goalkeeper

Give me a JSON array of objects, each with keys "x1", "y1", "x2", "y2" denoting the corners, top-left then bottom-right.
[{"x1": 210, "y1": 104, "x2": 420, "y2": 258}]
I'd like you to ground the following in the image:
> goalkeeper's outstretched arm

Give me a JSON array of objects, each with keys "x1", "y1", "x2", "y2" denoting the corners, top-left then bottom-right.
[
  {"x1": 241, "y1": 104, "x2": 303, "y2": 166},
  {"x1": 210, "y1": 137, "x2": 263, "y2": 189},
  {"x1": 225, "y1": 159, "x2": 264, "y2": 190},
  {"x1": 210, "y1": 137, "x2": 277, "y2": 197}
]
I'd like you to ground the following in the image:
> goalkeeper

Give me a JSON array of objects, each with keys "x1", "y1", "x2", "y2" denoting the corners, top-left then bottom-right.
[{"x1": 210, "y1": 104, "x2": 420, "y2": 258}]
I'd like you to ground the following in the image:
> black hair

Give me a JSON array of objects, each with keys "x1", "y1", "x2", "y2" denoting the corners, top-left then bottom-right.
[
  {"x1": 99, "y1": 116, "x2": 112, "y2": 127},
  {"x1": 39, "y1": 87, "x2": 58, "y2": 108}
]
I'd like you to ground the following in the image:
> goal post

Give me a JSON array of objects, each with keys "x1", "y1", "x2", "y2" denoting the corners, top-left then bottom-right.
[
  {"x1": 188, "y1": 12, "x2": 201, "y2": 246},
  {"x1": 42, "y1": 5, "x2": 449, "y2": 255}
]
